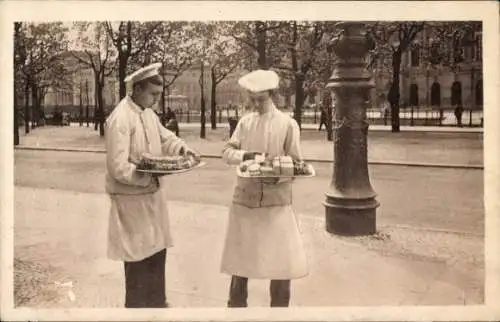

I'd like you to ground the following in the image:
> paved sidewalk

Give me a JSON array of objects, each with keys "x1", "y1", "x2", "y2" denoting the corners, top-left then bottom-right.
[
  {"x1": 17, "y1": 126, "x2": 483, "y2": 168},
  {"x1": 173, "y1": 122, "x2": 484, "y2": 133},
  {"x1": 14, "y1": 186, "x2": 484, "y2": 308},
  {"x1": 66, "y1": 121, "x2": 483, "y2": 133}
]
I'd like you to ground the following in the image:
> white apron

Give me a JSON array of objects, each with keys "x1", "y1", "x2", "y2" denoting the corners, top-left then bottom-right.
[
  {"x1": 220, "y1": 104, "x2": 308, "y2": 279},
  {"x1": 105, "y1": 97, "x2": 185, "y2": 262}
]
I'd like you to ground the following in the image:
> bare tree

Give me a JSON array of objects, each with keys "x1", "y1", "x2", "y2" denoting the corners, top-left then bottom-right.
[
  {"x1": 71, "y1": 22, "x2": 116, "y2": 136},
  {"x1": 104, "y1": 21, "x2": 163, "y2": 99},
  {"x1": 367, "y1": 22, "x2": 425, "y2": 132},
  {"x1": 14, "y1": 22, "x2": 69, "y2": 133}
]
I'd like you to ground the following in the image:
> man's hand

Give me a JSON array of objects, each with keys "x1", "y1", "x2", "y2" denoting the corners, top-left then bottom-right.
[
  {"x1": 179, "y1": 145, "x2": 200, "y2": 159},
  {"x1": 243, "y1": 151, "x2": 264, "y2": 161}
]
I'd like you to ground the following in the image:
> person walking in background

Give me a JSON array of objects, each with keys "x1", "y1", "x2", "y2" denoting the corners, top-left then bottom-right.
[
  {"x1": 165, "y1": 107, "x2": 176, "y2": 123},
  {"x1": 383, "y1": 100, "x2": 390, "y2": 126},
  {"x1": 165, "y1": 107, "x2": 179, "y2": 137},
  {"x1": 105, "y1": 62, "x2": 197, "y2": 308},
  {"x1": 221, "y1": 69, "x2": 308, "y2": 308},
  {"x1": 318, "y1": 105, "x2": 327, "y2": 131},
  {"x1": 454, "y1": 104, "x2": 464, "y2": 127}
]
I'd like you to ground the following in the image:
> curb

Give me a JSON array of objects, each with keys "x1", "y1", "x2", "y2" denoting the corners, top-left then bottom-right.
[
  {"x1": 64, "y1": 123, "x2": 484, "y2": 134},
  {"x1": 15, "y1": 146, "x2": 484, "y2": 170},
  {"x1": 176, "y1": 125, "x2": 484, "y2": 134}
]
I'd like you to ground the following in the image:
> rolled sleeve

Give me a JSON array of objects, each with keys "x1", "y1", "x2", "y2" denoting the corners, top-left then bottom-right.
[{"x1": 105, "y1": 121, "x2": 152, "y2": 187}]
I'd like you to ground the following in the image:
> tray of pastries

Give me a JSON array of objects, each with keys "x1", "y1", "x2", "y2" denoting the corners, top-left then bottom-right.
[
  {"x1": 237, "y1": 154, "x2": 315, "y2": 178},
  {"x1": 136, "y1": 152, "x2": 206, "y2": 174}
]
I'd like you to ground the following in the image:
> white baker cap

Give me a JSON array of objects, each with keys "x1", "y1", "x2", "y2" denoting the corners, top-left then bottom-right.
[
  {"x1": 124, "y1": 62, "x2": 163, "y2": 84},
  {"x1": 238, "y1": 69, "x2": 280, "y2": 93}
]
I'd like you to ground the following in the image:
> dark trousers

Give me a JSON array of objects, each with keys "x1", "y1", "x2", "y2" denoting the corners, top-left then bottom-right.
[
  {"x1": 123, "y1": 249, "x2": 167, "y2": 308},
  {"x1": 228, "y1": 275, "x2": 291, "y2": 307},
  {"x1": 318, "y1": 119, "x2": 327, "y2": 131}
]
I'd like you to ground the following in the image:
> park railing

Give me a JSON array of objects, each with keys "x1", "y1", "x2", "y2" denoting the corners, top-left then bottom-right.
[
  {"x1": 169, "y1": 106, "x2": 483, "y2": 128},
  {"x1": 17, "y1": 104, "x2": 484, "y2": 128}
]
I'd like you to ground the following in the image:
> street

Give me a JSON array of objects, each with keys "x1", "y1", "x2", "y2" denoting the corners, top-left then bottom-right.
[
  {"x1": 13, "y1": 149, "x2": 485, "y2": 308},
  {"x1": 12, "y1": 126, "x2": 485, "y2": 308},
  {"x1": 15, "y1": 149, "x2": 484, "y2": 234}
]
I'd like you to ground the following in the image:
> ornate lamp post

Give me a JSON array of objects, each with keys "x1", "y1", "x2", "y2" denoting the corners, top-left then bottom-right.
[{"x1": 324, "y1": 22, "x2": 379, "y2": 236}]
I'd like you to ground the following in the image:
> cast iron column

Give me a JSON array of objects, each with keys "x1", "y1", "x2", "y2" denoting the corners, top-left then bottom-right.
[{"x1": 324, "y1": 22, "x2": 379, "y2": 236}]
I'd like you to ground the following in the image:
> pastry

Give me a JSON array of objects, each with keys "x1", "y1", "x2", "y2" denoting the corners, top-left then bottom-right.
[
  {"x1": 139, "y1": 153, "x2": 198, "y2": 171},
  {"x1": 247, "y1": 163, "x2": 261, "y2": 176},
  {"x1": 260, "y1": 166, "x2": 274, "y2": 176}
]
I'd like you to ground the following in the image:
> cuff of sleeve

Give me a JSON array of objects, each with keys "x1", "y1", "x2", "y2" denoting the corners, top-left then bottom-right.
[
  {"x1": 234, "y1": 149, "x2": 246, "y2": 163},
  {"x1": 167, "y1": 139, "x2": 185, "y2": 156}
]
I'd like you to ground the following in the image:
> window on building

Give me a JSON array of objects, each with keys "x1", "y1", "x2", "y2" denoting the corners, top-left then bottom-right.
[
  {"x1": 409, "y1": 84, "x2": 419, "y2": 106},
  {"x1": 451, "y1": 81, "x2": 462, "y2": 106},
  {"x1": 411, "y1": 46, "x2": 420, "y2": 67},
  {"x1": 453, "y1": 37, "x2": 464, "y2": 64},
  {"x1": 430, "y1": 82, "x2": 441, "y2": 106},
  {"x1": 428, "y1": 41, "x2": 441, "y2": 65}
]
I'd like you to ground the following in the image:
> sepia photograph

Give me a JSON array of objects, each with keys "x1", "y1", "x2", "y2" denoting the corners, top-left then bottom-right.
[{"x1": 1, "y1": 1, "x2": 499, "y2": 321}]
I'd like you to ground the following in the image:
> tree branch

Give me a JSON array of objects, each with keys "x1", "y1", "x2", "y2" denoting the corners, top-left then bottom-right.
[
  {"x1": 231, "y1": 34, "x2": 258, "y2": 51},
  {"x1": 104, "y1": 22, "x2": 119, "y2": 46},
  {"x1": 130, "y1": 22, "x2": 163, "y2": 57}
]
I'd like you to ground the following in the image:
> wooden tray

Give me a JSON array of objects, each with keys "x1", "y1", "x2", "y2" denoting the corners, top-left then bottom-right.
[
  {"x1": 137, "y1": 161, "x2": 207, "y2": 175},
  {"x1": 236, "y1": 164, "x2": 315, "y2": 179}
]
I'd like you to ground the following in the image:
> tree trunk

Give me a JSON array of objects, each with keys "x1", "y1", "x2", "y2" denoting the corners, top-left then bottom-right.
[
  {"x1": 389, "y1": 50, "x2": 402, "y2": 133},
  {"x1": 14, "y1": 87, "x2": 19, "y2": 145},
  {"x1": 24, "y1": 79, "x2": 30, "y2": 134},
  {"x1": 256, "y1": 22, "x2": 267, "y2": 69},
  {"x1": 210, "y1": 68, "x2": 217, "y2": 130},
  {"x1": 85, "y1": 80, "x2": 90, "y2": 127},
  {"x1": 294, "y1": 74, "x2": 305, "y2": 130},
  {"x1": 94, "y1": 77, "x2": 99, "y2": 131},
  {"x1": 161, "y1": 78, "x2": 166, "y2": 126},
  {"x1": 200, "y1": 62, "x2": 206, "y2": 139},
  {"x1": 97, "y1": 81, "x2": 105, "y2": 137},
  {"x1": 79, "y1": 86, "x2": 83, "y2": 126},
  {"x1": 323, "y1": 91, "x2": 333, "y2": 141},
  {"x1": 30, "y1": 83, "x2": 38, "y2": 129},
  {"x1": 326, "y1": 104, "x2": 333, "y2": 141},
  {"x1": 118, "y1": 55, "x2": 127, "y2": 100}
]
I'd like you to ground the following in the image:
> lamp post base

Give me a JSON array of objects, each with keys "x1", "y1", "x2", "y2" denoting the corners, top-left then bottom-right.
[{"x1": 324, "y1": 198, "x2": 378, "y2": 236}]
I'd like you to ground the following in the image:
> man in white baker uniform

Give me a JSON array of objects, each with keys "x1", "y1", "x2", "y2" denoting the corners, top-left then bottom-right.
[
  {"x1": 105, "y1": 63, "x2": 197, "y2": 308},
  {"x1": 221, "y1": 69, "x2": 308, "y2": 307}
]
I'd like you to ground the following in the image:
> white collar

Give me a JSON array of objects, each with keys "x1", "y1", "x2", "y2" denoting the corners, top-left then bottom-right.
[{"x1": 127, "y1": 96, "x2": 146, "y2": 114}]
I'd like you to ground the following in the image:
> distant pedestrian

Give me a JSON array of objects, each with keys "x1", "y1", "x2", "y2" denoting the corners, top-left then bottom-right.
[
  {"x1": 382, "y1": 101, "x2": 390, "y2": 126},
  {"x1": 104, "y1": 62, "x2": 198, "y2": 308},
  {"x1": 318, "y1": 106, "x2": 327, "y2": 131},
  {"x1": 165, "y1": 107, "x2": 176, "y2": 123},
  {"x1": 454, "y1": 104, "x2": 464, "y2": 127}
]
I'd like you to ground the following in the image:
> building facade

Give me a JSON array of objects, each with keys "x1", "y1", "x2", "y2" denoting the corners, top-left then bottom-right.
[{"x1": 371, "y1": 25, "x2": 483, "y2": 110}]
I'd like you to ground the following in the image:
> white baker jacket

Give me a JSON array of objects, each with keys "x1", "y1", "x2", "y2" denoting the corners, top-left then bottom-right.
[
  {"x1": 220, "y1": 103, "x2": 309, "y2": 279},
  {"x1": 105, "y1": 96, "x2": 186, "y2": 262}
]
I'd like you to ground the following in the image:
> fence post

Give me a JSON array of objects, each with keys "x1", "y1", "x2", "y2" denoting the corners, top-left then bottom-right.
[
  {"x1": 469, "y1": 109, "x2": 473, "y2": 127},
  {"x1": 187, "y1": 110, "x2": 190, "y2": 123},
  {"x1": 410, "y1": 106, "x2": 414, "y2": 126}
]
